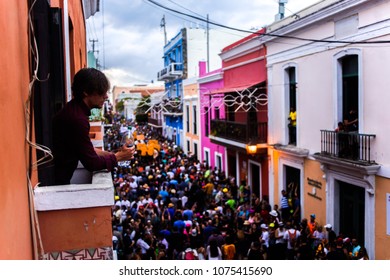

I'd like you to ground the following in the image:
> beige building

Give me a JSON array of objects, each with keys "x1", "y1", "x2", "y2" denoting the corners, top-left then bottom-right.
[{"x1": 112, "y1": 85, "x2": 164, "y2": 119}]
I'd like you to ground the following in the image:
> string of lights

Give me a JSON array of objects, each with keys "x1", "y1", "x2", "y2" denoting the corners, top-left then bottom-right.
[{"x1": 128, "y1": 86, "x2": 269, "y2": 116}]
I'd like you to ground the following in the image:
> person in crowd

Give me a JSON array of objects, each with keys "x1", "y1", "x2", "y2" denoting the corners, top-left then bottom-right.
[
  {"x1": 324, "y1": 224, "x2": 337, "y2": 246},
  {"x1": 103, "y1": 116, "x2": 364, "y2": 261},
  {"x1": 206, "y1": 239, "x2": 222, "y2": 260},
  {"x1": 280, "y1": 190, "x2": 290, "y2": 222}
]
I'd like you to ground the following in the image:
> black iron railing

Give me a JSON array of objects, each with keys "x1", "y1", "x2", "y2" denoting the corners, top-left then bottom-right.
[
  {"x1": 210, "y1": 119, "x2": 267, "y2": 144},
  {"x1": 320, "y1": 130, "x2": 376, "y2": 164},
  {"x1": 148, "y1": 118, "x2": 162, "y2": 126}
]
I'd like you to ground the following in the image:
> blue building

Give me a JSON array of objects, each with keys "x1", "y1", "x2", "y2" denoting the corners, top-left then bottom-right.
[{"x1": 157, "y1": 27, "x2": 246, "y2": 149}]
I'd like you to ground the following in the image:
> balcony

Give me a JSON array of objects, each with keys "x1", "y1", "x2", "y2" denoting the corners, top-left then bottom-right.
[
  {"x1": 318, "y1": 130, "x2": 376, "y2": 165},
  {"x1": 157, "y1": 63, "x2": 183, "y2": 81},
  {"x1": 161, "y1": 97, "x2": 183, "y2": 115},
  {"x1": 34, "y1": 168, "x2": 115, "y2": 260},
  {"x1": 148, "y1": 117, "x2": 163, "y2": 127},
  {"x1": 210, "y1": 119, "x2": 267, "y2": 145},
  {"x1": 34, "y1": 129, "x2": 115, "y2": 260}
]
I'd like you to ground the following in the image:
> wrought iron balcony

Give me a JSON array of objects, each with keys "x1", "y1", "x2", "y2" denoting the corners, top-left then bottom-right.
[
  {"x1": 161, "y1": 97, "x2": 183, "y2": 115},
  {"x1": 157, "y1": 63, "x2": 183, "y2": 81},
  {"x1": 148, "y1": 117, "x2": 162, "y2": 127},
  {"x1": 210, "y1": 119, "x2": 267, "y2": 144},
  {"x1": 320, "y1": 130, "x2": 376, "y2": 164}
]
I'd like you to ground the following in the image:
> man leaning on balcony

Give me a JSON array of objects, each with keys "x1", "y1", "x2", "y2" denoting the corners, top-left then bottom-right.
[{"x1": 52, "y1": 68, "x2": 135, "y2": 185}]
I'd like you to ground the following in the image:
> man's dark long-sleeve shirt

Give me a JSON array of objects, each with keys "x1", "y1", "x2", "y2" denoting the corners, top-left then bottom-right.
[{"x1": 53, "y1": 98, "x2": 117, "y2": 185}]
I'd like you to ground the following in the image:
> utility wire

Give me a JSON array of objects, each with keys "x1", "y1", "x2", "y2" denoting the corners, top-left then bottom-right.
[
  {"x1": 146, "y1": 0, "x2": 390, "y2": 44},
  {"x1": 166, "y1": 0, "x2": 208, "y2": 20},
  {"x1": 142, "y1": 0, "x2": 250, "y2": 42}
]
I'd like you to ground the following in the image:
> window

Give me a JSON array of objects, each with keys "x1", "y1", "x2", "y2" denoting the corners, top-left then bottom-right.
[
  {"x1": 205, "y1": 107, "x2": 209, "y2": 136},
  {"x1": 186, "y1": 105, "x2": 190, "y2": 132},
  {"x1": 193, "y1": 105, "x2": 197, "y2": 135},
  {"x1": 194, "y1": 142, "x2": 198, "y2": 160},
  {"x1": 172, "y1": 128, "x2": 177, "y2": 144},
  {"x1": 172, "y1": 84, "x2": 177, "y2": 98},
  {"x1": 187, "y1": 140, "x2": 190, "y2": 154},
  {"x1": 227, "y1": 103, "x2": 235, "y2": 122},
  {"x1": 205, "y1": 150, "x2": 210, "y2": 166},
  {"x1": 341, "y1": 55, "x2": 359, "y2": 130},
  {"x1": 288, "y1": 67, "x2": 297, "y2": 110},
  {"x1": 216, "y1": 154, "x2": 222, "y2": 171},
  {"x1": 178, "y1": 82, "x2": 183, "y2": 98},
  {"x1": 286, "y1": 66, "x2": 297, "y2": 145},
  {"x1": 214, "y1": 107, "x2": 220, "y2": 119},
  {"x1": 33, "y1": 5, "x2": 66, "y2": 186}
]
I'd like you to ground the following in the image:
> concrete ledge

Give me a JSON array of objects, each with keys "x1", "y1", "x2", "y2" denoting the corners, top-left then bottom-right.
[{"x1": 34, "y1": 171, "x2": 114, "y2": 211}]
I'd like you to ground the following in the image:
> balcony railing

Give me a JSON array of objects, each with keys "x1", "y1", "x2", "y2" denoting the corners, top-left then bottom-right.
[
  {"x1": 320, "y1": 130, "x2": 376, "y2": 164},
  {"x1": 210, "y1": 119, "x2": 267, "y2": 144},
  {"x1": 161, "y1": 98, "x2": 183, "y2": 115},
  {"x1": 148, "y1": 117, "x2": 162, "y2": 127},
  {"x1": 157, "y1": 63, "x2": 183, "y2": 81}
]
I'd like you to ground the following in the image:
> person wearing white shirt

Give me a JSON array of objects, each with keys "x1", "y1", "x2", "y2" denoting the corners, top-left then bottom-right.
[
  {"x1": 260, "y1": 224, "x2": 270, "y2": 248},
  {"x1": 283, "y1": 223, "x2": 301, "y2": 260},
  {"x1": 136, "y1": 235, "x2": 150, "y2": 254},
  {"x1": 121, "y1": 197, "x2": 131, "y2": 208}
]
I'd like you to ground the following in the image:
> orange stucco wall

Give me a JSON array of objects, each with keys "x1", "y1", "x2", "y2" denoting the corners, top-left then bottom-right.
[
  {"x1": 37, "y1": 207, "x2": 113, "y2": 252},
  {"x1": 303, "y1": 159, "x2": 326, "y2": 226},
  {"x1": 271, "y1": 151, "x2": 327, "y2": 225},
  {"x1": 0, "y1": 1, "x2": 33, "y2": 260},
  {"x1": 375, "y1": 176, "x2": 390, "y2": 259},
  {"x1": 0, "y1": 0, "x2": 89, "y2": 260}
]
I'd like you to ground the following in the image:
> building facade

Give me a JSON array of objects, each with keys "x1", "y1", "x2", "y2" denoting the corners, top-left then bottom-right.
[
  {"x1": 0, "y1": 0, "x2": 102, "y2": 259},
  {"x1": 198, "y1": 62, "x2": 227, "y2": 173},
  {"x1": 157, "y1": 27, "x2": 246, "y2": 150},
  {"x1": 183, "y1": 77, "x2": 201, "y2": 158},
  {"x1": 209, "y1": 29, "x2": 269, "y2": 199},
  {"x1": 266, "y1": 0, "x2": 390, "y2": 259}
]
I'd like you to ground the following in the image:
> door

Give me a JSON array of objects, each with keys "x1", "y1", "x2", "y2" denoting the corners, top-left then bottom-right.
[
  {"x1": 250, "y1": 162, "x2": 261, "y2": 200},
  {"x1": 285, "y1": 166, "x2": 301, "y2": 221},
  {"x1": 339, "y1": 181, "x2": 365, "y2": 244}
]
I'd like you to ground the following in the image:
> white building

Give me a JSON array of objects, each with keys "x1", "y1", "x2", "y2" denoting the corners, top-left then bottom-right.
[{"x1": 265, "y1": 0, "x2": 390, "y2": 259}]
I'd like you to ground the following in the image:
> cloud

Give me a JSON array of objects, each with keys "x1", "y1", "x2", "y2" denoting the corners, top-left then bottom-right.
[{"x1": 87, "y1": 0, "x2": 321, "y2": 86}]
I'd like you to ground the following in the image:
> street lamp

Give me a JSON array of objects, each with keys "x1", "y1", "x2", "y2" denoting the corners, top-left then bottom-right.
[{"x1": 246, "y1": 139, "x2": 257, "y2": 155}]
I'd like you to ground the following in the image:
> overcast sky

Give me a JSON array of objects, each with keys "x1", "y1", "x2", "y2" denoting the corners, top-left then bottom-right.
[{"x1": 86, "y1": 0, "x2": 321, "y2": 87}]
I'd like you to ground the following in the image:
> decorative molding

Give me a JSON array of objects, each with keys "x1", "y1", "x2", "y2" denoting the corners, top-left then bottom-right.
[
  {"x1": 222, "y1": 56, "x2": 265, "y2": 71},
  {"x1": 266, "y1": 18, "x2": 390, "y2": 65},
  {"x1": 265, "y1": 0, "x2": 370, "y2": 41},
  {"x1": 198, "y1": 72, "x2": 223, "y2": 84},
  {"x1": 364, "y1": 175, "x2": 375, "y2": 195},
  {"x1": 273, "y1": 144, "x2": 309, "y2": 158},
  {"x1": 220, "y1": 41, "x2": 264, "y2": 61},
  {"x1": 41, "y1": 247, "x2": 113, "y2": 260}
]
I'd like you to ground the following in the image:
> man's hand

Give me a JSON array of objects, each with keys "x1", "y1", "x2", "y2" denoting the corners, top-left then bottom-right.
[{"x1": 115, "y1": 145, "x2": 136, "y2": 162}]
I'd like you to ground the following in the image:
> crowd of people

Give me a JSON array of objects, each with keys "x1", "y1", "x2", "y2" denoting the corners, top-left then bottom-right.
[{"x1": 107, "y1": 116, "x2": 368, "y2": 261}]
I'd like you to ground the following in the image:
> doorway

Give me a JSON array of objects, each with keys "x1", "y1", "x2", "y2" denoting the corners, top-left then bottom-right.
[
  {"x1": 228, "y1": 154, "x2": 237, "y2": 180},
  {"x1": 249, "y1": 161, "x2": 261, "y2": 200},
  {"x1": 338, "y1": 181, "x2": 365, "y2": 244},
  {"x1": 285, "y1": 165, "x2": 301, "y2": 221}
]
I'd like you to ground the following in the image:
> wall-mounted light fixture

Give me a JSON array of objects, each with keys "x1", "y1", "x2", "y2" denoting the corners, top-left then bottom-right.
[{"x1": 246, "y1": 139, "x2": 257, "y2": 155}]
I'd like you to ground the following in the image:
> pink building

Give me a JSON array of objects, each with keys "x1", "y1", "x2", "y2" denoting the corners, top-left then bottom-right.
[{"x1": 198, "y1": 61, "x2": 227, "y2": 173}]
